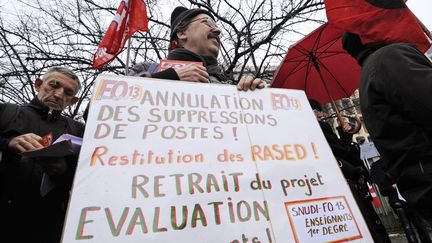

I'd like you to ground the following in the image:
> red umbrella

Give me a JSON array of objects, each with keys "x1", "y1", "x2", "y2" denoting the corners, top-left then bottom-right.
[
  {"x1": 271, "y1": 23, "x2": 362, "y2": 133},
  {"x1": 324, "y1": 0, "x2": 431, "y2": 53},
  {"x1": 271, "y1": 23, "x2": 361, "y2": 105}
]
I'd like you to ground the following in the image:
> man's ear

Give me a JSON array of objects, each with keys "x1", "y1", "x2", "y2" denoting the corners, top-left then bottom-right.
[
  {"x1": 177, "y1": 31, "x2": 187, "y2": 43},
  {"x1": 35, "y1": 78, "x2": 43, "y2": 92}
]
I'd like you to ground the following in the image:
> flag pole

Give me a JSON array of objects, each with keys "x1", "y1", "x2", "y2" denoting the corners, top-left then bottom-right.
[{"x1": 125, "y1": 39, "x2": 132, "y2": 75}]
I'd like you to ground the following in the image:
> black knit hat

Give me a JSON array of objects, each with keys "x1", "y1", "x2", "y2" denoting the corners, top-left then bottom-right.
[
  {"x1": 342, "y1": 32, "x2": 366, "y2": 59},
  {"x1": 170, "y1": 6, "x2": 214, "y2": 42}
]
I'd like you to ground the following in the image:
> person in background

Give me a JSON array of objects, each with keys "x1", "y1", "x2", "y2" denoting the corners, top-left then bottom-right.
[
  {"x1": 342, "y1": 32, "x2": 432, "y2": 222},
  {"x1": 0, "y1": 67, "x2": 85, "y2": 243},
  {"x1": 309, "y1": 99, "x2": 391, "y2": 243}
]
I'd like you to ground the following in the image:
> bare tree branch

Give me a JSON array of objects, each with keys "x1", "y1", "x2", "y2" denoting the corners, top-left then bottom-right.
[{"x1": 0, "y1": 0, "x2": 325, "y2": 118}]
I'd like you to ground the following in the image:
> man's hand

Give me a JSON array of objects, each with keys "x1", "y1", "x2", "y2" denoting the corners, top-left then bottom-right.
[
  {"x1": 237, "y1": 76, "x2": 267, "y2": 91},
  {"x1": 8, "y1": 133, "x2": 44, "y2": 153},
  {"x1": 175, "y1": 64, "x2": 209, "y2": 83}
]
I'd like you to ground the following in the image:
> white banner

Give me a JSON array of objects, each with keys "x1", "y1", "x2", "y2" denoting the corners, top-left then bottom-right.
[{"x1": 62, "y1": 75, "x2": 372, "y2": 242}]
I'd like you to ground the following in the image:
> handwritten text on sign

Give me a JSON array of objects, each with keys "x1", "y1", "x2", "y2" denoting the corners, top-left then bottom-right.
[
  {"x1": 61, "y1": 76, "x2": 372, "y2": 243},
  {"x1": 285, "y1": 196, "x2": 362, "y2": 243}
]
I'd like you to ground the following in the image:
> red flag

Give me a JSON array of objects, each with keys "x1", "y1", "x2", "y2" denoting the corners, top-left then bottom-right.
[
  {"x1": 324, "y1": 0, "x2": 431, "y2": 53},
  {"x1": 368, "y1": 184, "x2": 382, "y2": 208},
  {"x1": 93, "y1": 0, "x2": 148, "y2": 69}
]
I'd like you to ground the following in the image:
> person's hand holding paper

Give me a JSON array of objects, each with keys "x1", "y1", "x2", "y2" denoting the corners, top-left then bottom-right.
[
  {"x1": 19, "y1": 133, "x2": 82, "y2": 177},
  {"x1": 8, "y1": 133, "x2": 44, "y2": 153}
]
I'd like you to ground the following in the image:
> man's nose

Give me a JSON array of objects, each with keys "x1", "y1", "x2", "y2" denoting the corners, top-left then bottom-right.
[
  {"x1": 211, "y1": 27, "x2": 221, "y2": 35},
  {"x1": 53, "y1": 88, "x2": 64, "y2": 98}
]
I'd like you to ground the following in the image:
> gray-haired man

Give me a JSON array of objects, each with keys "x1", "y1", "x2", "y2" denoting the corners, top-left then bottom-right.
[{"x1": 0, "y1": 67, "x2": 85, "y2": 243}]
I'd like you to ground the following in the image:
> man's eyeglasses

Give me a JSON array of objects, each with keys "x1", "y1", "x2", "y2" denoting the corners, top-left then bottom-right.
[{"x1": 189, "y1": 17, "x2": 219, "y2": 29}]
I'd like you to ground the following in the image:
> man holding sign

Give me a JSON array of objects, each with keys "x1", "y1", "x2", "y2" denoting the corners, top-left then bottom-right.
[
  {"x1": 0, "y1": 67, "x2": 85, "y2": 243},
  {"x1": 130, "y1": 6, "x2": 266, "y2": 91}
]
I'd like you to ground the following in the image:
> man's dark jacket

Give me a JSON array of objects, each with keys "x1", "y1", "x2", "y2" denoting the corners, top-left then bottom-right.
[
  {"x1": 129, "y1": 48, "x2": 230, "y2": 84},
  {"x1": 319, "y1": 121, "x2": 391, "y2": 243},
  {"x1": 357, "y1": 42, "x2": 432, "y2": 218},
  {"x1": 359, "y1": 43, "x2": 432, "y2": 180},
  {"x1": 319, "y1": 121, "x2": 366, "y2": 180},
  {"x1": 0, "y1": 98, "x2": 85, "y2": 243}
]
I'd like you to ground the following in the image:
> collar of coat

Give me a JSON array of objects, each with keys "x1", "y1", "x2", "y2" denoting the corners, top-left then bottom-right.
[
  {"x1": 167, "y1": 48, "x2": 229, "y2": 83},
  {"x1": 27, "y1": 98, "x2": 62, "y2": 121}
]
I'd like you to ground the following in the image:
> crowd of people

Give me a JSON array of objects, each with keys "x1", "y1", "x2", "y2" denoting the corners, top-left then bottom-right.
[{"x1": 1, "y1": 5, "x2": 432, "y2": 243}]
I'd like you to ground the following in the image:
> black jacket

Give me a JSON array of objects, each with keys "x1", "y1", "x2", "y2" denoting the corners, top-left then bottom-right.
[
  {"x1": 359, "y1": 43, "x2": 432, "y2": 181},
  {"x1": 319, "y1": 121, "x2": 367, "y2": 181},
  {"x1": 129, "y1": 48, "x2": 231, "y2": 84},
  {"x1": 0, "y1": 98, "x2": 85, "y2": 243}
]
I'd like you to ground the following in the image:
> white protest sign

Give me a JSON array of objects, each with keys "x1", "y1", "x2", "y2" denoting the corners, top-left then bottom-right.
[{"x1": 62, "y1": 75, "x2": 372, "y2": 242}]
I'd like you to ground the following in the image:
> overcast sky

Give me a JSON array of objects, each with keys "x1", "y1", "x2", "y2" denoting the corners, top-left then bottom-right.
[
  {"x1": 406, "y1": 0, "x2": 431, "y2": 30},
  {"x1": 1, "y1": 0, "x2": 430, "y2": 29},
  {"x1": 0, "y1": 0, "x2": 430, "y2": 48}
]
